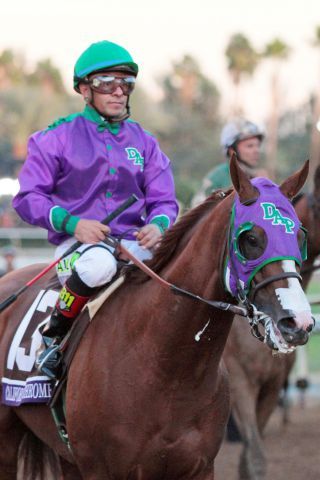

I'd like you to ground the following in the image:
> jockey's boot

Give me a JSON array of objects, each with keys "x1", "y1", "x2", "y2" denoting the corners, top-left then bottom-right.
[{"x1": 37, "y1": 271, "x2": 96, "y2": 379}]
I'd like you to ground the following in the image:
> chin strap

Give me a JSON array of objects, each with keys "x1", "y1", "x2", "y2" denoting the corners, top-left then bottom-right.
[{"x1": 90, "y1": 94, "x2": 131, "y2": 124}]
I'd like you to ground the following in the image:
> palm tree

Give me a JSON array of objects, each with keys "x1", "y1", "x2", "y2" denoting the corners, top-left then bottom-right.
[
  {"x1": 262, "y1": 38, "x2": 290, "y2": 180},
  {"x1": 309, "y1": 26, "x2": 320, "y2": 186},
  {"x1": 225, "y1": 33, "x2": 259, "y2": 115},
  {"x1": 0, "y1": 49, "x2": 25, "y2": 88},
  {"x1": 27, "y1": 58, "x2": 66, "y2": 94}
]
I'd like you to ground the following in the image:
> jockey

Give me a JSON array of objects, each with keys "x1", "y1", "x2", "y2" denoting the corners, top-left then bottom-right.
[
  {"x1": 191, "y1": 118, "x2": 266, "y2": 206},
  {"x1": 13, "y1": 40, "x2": 179, "y2": 378}
]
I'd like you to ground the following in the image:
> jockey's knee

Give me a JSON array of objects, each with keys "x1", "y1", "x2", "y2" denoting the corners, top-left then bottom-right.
[{"x1": 73, "y1": 246, "x2": 117, "y2": 288}]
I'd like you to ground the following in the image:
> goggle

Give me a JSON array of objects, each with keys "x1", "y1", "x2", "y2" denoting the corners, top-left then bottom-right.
[{"x1": 88, "y1": 75, "x2": 136, "y2": 95}]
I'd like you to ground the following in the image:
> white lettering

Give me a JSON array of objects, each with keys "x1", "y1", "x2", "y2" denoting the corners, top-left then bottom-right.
[{"x1": 7, "y1": 289, "x2": 59, "y2": 372}]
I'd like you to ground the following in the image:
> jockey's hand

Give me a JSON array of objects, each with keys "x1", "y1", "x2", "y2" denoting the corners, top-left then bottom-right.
[
  {"x1": 134, "y1": 224, "x2": 163, "y2": 250},
  {"x1": 74, "y1": 219, "x2": 110, "y2": 244}
]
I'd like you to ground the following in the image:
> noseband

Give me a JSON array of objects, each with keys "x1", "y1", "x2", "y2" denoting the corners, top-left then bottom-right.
[{"x1": 250, "y1": 271, "x2": 302, "y2": 301}]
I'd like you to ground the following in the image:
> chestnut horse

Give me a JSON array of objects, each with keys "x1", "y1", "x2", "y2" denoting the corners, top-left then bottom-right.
[
  {"x1": 221, "y1": 165, "x2": 320, "y2": 480},
  {"x1": 0, "y1": 157, "x2": 315, "y2": 480}
]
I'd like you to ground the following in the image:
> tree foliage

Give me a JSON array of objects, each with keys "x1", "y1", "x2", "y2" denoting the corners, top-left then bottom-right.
[
  {"x1": 263, "y1": 38, "x2": 290, "y2": 60},
  {"x1": 155, "y1": 54, "x2": 222, "y2": 195},
  {"x1": 0, "y1": 48, "x2": 81, "y2": 175},
  {"x1": 312, "y1": 25, "x2": 320, "y2": 46},
  {"x1": 27, "y1": 58, "x2": 66, "y2": 94},
  {"x1": 225, "y1": 33, "x2": 259, "y2": 85}
]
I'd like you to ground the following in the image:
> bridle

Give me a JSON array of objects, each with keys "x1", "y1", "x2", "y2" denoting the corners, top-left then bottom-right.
[
  {"x1": 223, "y1": 196, "x2": 305, "y2": 343},
  {"x1": 250, "y1": 271, "x2": 302, "y2": 301}
]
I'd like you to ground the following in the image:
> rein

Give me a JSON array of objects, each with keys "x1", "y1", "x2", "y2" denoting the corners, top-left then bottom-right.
[
  {"x1": 104, "y1": 236, "x2": 249, "y2": 318},
  {"x1": 112, "y1": 237, "x2": 287, "y2": 346}
]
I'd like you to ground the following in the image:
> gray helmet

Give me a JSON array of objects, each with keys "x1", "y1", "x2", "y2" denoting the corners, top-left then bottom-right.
[{"x1": 220, "y1": 119, "x2": 265, "y2": 155}]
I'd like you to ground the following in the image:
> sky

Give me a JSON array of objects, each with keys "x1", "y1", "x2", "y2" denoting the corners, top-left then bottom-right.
[{"x1": 2, "y1": 0, "x2": 320, "y2": 126}]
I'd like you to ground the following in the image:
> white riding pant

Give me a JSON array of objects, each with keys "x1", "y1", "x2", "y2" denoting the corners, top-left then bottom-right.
[{"x1": 55, "y1": 238, "x2": 152, "y2": 287}]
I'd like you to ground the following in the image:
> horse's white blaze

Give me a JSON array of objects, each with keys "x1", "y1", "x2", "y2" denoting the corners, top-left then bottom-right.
[{"x1": 275, "y1": 260, "x2": 312, "y2": 330}]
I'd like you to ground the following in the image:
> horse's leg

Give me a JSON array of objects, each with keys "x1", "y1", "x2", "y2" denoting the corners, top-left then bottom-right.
[
  {"x1": 229, "y1": 371, "x2": 266, "y2": 480},
  {"x1": 256, "y1": 376, "x2": 286, "y2": 434},
  {"x1": 234, "y1": 404, "x2": 266, "y2": 480},
  {"x1": 0, "y1": 405, "x2": 26, "y2": 479}
]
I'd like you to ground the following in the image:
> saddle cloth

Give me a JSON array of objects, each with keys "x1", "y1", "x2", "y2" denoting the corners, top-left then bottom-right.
[{"x1": 1, "y1": 275, "x2": 125, "y2": 407}]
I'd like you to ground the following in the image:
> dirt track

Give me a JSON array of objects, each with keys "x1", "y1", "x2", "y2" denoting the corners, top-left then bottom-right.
[{"x1": 215, "y1": 399, "x2": 320, "y2": 480}]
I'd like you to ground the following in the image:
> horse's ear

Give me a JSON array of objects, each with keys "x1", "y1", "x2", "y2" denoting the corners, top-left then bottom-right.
[
  {"x1": 229, "y1": 152, "x2": 259, "y2": 204},
  {"x1": 313, "y1": 163, "x2": 320, "y2": 198},
  {"x1": 279, "y1": 160, "x2": 309, "y2": 199}
]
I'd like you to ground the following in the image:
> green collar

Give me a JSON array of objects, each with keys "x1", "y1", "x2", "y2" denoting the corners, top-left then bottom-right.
[{"x1": 82, "y1": 105, "x2": 120, "y2": 135}]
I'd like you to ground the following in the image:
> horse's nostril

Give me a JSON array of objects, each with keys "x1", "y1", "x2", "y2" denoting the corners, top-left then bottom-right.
[
  {"x1": 278, "y1": 317, "x2": 296, "y2": 331},
  {"x1": 306, "y1": 320, "x2": 315, "y2": 333}
]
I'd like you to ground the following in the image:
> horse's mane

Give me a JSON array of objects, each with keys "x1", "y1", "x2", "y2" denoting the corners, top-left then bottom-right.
[{"x1": 127, "y1": 188, "x2": 233, "y2": 282}]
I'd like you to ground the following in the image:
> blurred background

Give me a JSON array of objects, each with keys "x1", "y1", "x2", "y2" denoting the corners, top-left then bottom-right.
[{"x1": 0, "y1": 2, "x2": 319, "y2": 467}]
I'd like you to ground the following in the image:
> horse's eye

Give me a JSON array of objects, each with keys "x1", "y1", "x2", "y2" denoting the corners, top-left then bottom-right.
[
  {"x1": 246, "y1": 234, "x2": 258, "y2": 247},
  {"x1": 236, "y1": 226, "x2": 267, "y2": 261}
]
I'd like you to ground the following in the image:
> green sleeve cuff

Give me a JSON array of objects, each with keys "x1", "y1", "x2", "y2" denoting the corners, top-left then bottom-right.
[
  {"x1": 50, "y1": 206, "x2": 81, "y2": 236},
  {"x1": 64, "y1": 215, "x2": 81, "y2": 236},
  {"x1": 150, "y1": 215, "x2": 170, "y2": 235}
]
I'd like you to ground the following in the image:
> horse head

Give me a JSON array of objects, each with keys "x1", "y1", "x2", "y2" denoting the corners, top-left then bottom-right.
[{"x1": 225, "y1": 155, "x2": 314, "y2": 353}]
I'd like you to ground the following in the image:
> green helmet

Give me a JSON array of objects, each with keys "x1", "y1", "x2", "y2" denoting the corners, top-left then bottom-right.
[{"x1": 73, "y1": 40, "x2": 139, "y2": 92}]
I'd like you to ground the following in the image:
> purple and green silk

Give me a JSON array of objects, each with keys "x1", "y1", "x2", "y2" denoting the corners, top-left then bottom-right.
[
  {"x1": 224, "y1": 177, "x2": 305, "y2": 298},
  {"x1": 13, "y1": 105, "x2": 178, "y2": 245}
]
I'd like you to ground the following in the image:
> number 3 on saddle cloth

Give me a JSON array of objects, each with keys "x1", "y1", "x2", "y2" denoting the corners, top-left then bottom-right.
[{"x1": 1, "y1": 273, "x2": 125, "y2": 408}]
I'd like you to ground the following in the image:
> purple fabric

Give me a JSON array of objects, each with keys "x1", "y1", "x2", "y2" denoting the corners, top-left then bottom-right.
[
  {"x1": 225, "y1": 177, "x2": 303, "y2": 297},
  {"x1": 13, "y1": 108, "x2": 178, "y2": 245},
  {"x1": 2, "y1": 378, "x2": 52, "y2": 406}
]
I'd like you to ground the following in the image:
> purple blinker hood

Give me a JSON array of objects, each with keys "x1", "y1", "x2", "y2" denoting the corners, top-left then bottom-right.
[{"x1": 224, "y1": 177, "x2": 304, "y2": 298}]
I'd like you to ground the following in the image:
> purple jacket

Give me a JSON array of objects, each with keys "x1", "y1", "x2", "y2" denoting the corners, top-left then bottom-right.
[{"x1": 13, "y1": 106, "x2": 179, "y2": 245}]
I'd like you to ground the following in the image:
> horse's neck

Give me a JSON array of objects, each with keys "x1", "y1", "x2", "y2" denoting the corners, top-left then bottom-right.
[{"x1": 147, "y1": 197, "x2": 234, "y2": 377}]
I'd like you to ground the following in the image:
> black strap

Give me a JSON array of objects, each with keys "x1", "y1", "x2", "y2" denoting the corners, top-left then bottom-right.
[
  {"x1": 250, "y1": 271, "x2": 302, "y2": 300},
  {"x1": 61, "y1": 214, "x2": 72, "y2": 233}
]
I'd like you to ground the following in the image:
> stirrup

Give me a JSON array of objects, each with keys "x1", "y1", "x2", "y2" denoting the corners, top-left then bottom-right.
[{"x1": 36, "y1": 344, "x2": 62, "y2": 380}]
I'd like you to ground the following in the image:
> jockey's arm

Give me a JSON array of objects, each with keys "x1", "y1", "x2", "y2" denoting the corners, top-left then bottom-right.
[
  {"x1": 138, "y1": 137, "x2": 179, "y2": 248},
  {"x1": 12, "y1": 133, "x2": 65, "y2": 232}
]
